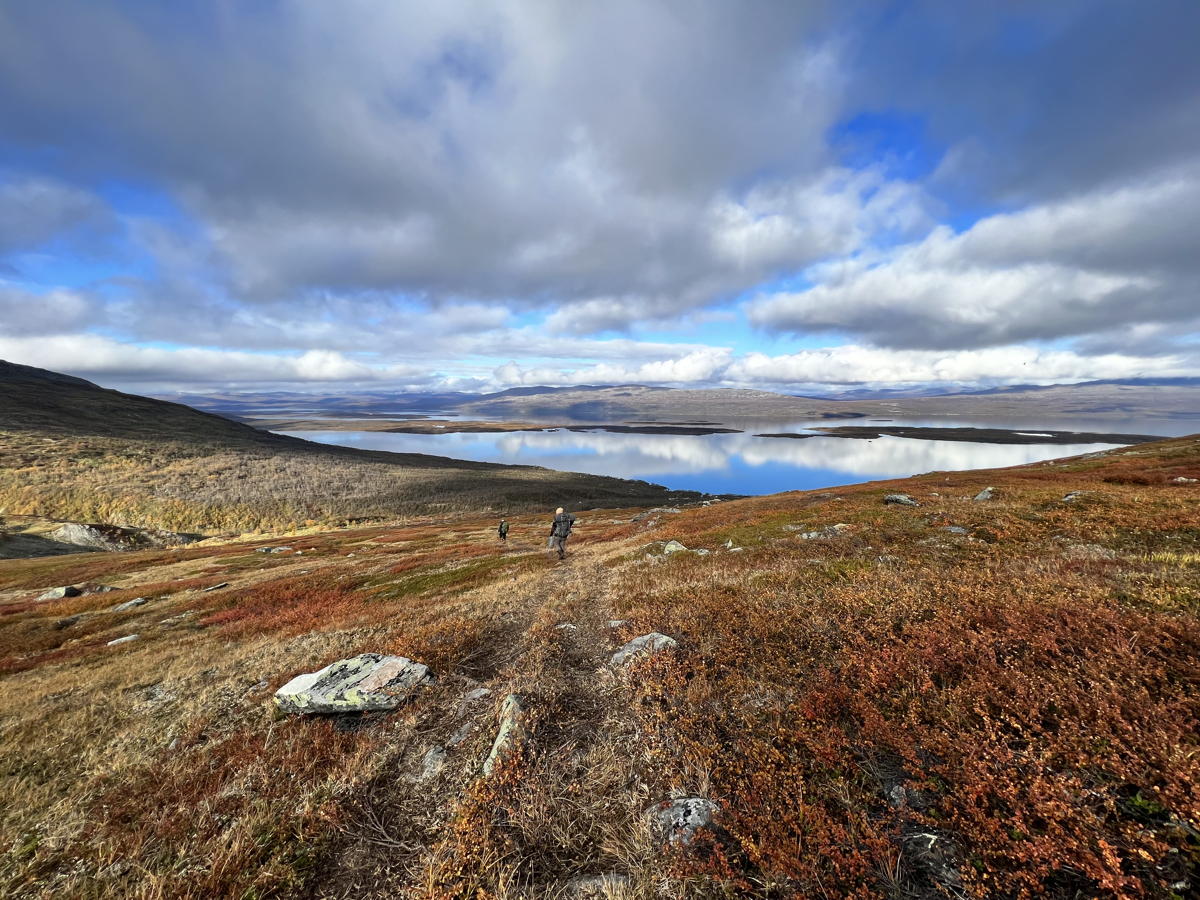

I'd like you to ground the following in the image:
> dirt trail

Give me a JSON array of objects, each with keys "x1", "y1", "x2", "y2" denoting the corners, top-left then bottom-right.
[{"x1": 311, "y1": 542, "x2": 655, "y2": 898}]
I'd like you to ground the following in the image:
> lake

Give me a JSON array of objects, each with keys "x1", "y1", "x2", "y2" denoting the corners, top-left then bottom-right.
[{"x1": 278, "y1": 417, "x2": 1189, "y2": 496}]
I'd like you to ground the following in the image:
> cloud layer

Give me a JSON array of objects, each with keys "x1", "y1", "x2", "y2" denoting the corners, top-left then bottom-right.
[{"x1": 0, "y1": 1, "x2": 1196, "y2": 392}]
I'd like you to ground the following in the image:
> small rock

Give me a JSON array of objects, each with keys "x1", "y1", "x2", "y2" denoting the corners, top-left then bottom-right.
[
  {"x1": 245, "y1": 680, "x2": 269, "y2": 694},
  {"x1": 729, "y1": 547, "x2": 744, "y2": 553},
  {"x1": 483, "y1": 694, "x2": 527, "y2": 775},
  {"x1": 274, "y1": 653, "x2": 434, "y2": 715},
  {"x1": 107, "y1": 634, "x2": 139, "y2": 646},
  {"x1": 611, "y1": 632, "x2": 677, "y2": 667},
  {"x1": 647, "y1": 797, "x2": 718, "y2": 846},
  {"x1": 420, "y1": 746, "x2": 447, "y2": 781},
  {"x1": 973, "y1": 487, "x2": 994, "y2": 502},
  {"x1": 447, "y1": 721, "x2": 475, "y2": 746},
  {"x1": 1062, "y1": 491, "x2": 1088, "y2": 503},
  {"x1": 942, "y1": 526, "x2": 969, "y2": 535},
  {"x1": 202, "y1": 582, "x2": 229, "y2": 592},
  {"x1": 723, "y1": 538, "x2": 735, "y2": 549},
  {"x1": 111, "y1": 597, "x2": 149, "y2": 612},
  {"x1": 606, "y1": 619, "x2": 629, "y2": 629},
  {"x1": 1171, "y1": 476, "x2": 1197, "y2": 483},
  {"x1": 693, "y1": 548, "x2": 710, "y2": 556},
  {"x1": 36, "y1": 585, "x2": 81, "y2": 602},
  {"x1": 662, "y1": 540, "x2": 688, "y2": 554},
  {"x1": 53, "y1": 615, "x2": 82, "y2": 630},
  {"x1": 884, "y1": 494, "x2": 920, "y2": 507},
  {"x1": 463, "y1": 687, "x2": 492, "y2": 702},
  {"x1": 556, "y1": 623, "x2": 578, "y2": 631}
]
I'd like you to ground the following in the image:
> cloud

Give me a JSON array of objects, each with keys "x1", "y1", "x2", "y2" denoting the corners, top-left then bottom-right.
[
  {"x1": 0, "y1": 174, "x2": 112, "y2": 256},
  {"x1": 0, "y1": 283, "x2": 97, "y2": 335},
  {"x1": 748, "y1": 166, "x2": 1200, "y2": 349}
]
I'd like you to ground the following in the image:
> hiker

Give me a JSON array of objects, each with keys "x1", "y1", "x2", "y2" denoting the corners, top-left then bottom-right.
[
  {"x1": 548, "y1": 506, "x2": 576, "y2": 560},
  {"x1": 498, "y1": 518, "x2": 509, "y2": 542}
]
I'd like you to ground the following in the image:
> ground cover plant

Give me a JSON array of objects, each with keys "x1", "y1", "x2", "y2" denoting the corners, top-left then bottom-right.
[{"x1": 0, "y1": 436, "x2": 1197, "y2": 898}]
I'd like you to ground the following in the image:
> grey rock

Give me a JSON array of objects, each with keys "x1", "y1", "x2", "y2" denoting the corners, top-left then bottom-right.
[
  {"x1": 420, "y1": 746, "x2": 447, "y2": 781},
  {"x1": 273, "y1": 653, "x2": 434, "y2": 715},
  {"x1": 611, "y1": 632, "x2": 677, "y2": 667},
  {"x1": 107, "y1": 634, "x2": 139, "y2": 646},
  {"x1": 483, "y1": 694, "x2": 527, "y2": 775},
  {"x1": 49, "y1": 522, "x2": 200, "y2": 552},
  {"x1": 1171, "y1": 476, "x2": 1197, "y2": 483},
  {"x1": 662, "y1": 540, "x2": 688, "y2": 554},
  {"x1": 447, "y1": 721, "x2": 475, "y2": 747},
  {"x1": 693, "y1": 548, "x2": 710, "y2": 556},
  {"x1": 884, "y1": 494, "x2": 920, "y2": 507},
  {"x1": 606, "y1": 619, "x2": 629, "y2": 629},
  {"x1": 973, "y1": 487, "x2": 995, "y2": 501},
  {"x1": 1062, "y1": 491, "x2": 1088, "y2": 503},
  {"x1": 556, "y1": 623, "x2": 578, "y2": 631},
  {"x1": 202, "y1": 582, "x2": 229, "y2": 592},
  {"x1": 647, "y1": 797, "x2": 718, "y2": 846},
  {"x1": 110, "y1": 597, "x2": 149, "y2": 612},
  {"x1": 463, "y1": 687, "x2": 492, "y2": 702},
  {"x1": 36, "y1": 585, "x2": 81, "y2": 602},
  {"x1": 942, "y1": 526, "x2": 969, "y2": 535},
  {"x1": 798, "y1": 523, "x2": 852, "y2": 540}
]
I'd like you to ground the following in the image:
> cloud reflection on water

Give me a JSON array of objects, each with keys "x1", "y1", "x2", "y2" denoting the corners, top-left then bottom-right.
[{"x1": 283, "y1": 426, "x2": 1120, "y2": 495}]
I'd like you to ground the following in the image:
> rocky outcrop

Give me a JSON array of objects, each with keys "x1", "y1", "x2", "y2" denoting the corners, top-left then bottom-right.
[
  {"x1": 274, "y1": 653, "x2": 434, "y2": 715},
  {"x1": 647, "y1": 797, "x2": 718, "y2": 846},
  {"x1": 611, "y1": 632, "x2": 677, "y2": 666},
  {"x1": 884, "y1": 494, "x2": 920, "y2": 507},
  {"x1": 796, "y1": 523, "x2": 851, "y2": 540},
  {"x1": 49, "y1": 522, "x2": 202, "y2": 552},
  {"x1": 483, "y1": 694, "x2": 527, "y2": 775}
]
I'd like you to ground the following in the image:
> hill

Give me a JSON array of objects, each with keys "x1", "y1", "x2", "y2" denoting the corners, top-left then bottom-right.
[
  {"x1": 0, "y1": 361, "x2": 695, "y2": 534},
  {"x1": 0, "y1": 432, "x2": 1196, "y2": 897}
]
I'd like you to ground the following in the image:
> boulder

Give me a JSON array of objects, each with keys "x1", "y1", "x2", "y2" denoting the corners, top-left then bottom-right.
[
  {"x1": 973, "y1": 487, "x2": 995, "y2": 501},
  {"x1": 884, "y1": 494, "x2": 920, "y2": 507},
  {"x1": 611, "y1": 632, "x2": 677, "y2": 667},
  {"x1": 483, "y1": 694, "x2": 527, "y2": 775},
  {"x1": 662, "y1": 540, "x2": 689, "y2": 554},
  {"x1": 36, "y1": 585, "x2": 81, "y2": 602},
  {"x1": 273, "y1": 653, "x2": 434, "y2": 715},
  {"x1": 647, "y1": 797, "x2": 718, "y2": 846}
]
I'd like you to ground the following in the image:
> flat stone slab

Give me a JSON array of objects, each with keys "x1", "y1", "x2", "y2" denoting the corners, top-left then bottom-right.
[
  {"x1": 611, "y1": 632, "x2": 677, "y2": 666},
  {"x1": 36, "y1": 585, "x2": 81, "y2": 602},
  {"x1": 274, "y1": 653, "x2": 434, "y2": 715}
]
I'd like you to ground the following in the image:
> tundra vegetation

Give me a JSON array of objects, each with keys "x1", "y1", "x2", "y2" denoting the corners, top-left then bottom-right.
[{"x1": 0, "y1": 436, "x2": 1197, "y2": 898}]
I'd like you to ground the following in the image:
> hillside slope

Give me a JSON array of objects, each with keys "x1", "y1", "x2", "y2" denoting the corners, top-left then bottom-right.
[
  {"x1": 0, "y1": 434, "x2": 1196, "y2": 898},
  {"x1": 0, "y1": 361, "x2": 692, "y2": 533}
]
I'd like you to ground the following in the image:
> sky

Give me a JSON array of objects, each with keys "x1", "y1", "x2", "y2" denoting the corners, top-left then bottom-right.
[{"x1": 0, "y1": 0, "x2": 1197, "y2": 395}]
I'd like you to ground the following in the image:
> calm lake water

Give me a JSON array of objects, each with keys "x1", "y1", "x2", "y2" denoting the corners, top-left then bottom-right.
[{"x1": 280, "y1": 417, "x2": 1189, "y2": 496}]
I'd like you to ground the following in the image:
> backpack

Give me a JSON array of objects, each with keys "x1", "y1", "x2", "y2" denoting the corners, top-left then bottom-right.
[{"x1": 554, "y1": 513, "x2": 575, "y2": 537}]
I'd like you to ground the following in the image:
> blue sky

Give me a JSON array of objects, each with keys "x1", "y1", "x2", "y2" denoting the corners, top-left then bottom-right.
[{"x1": 1, "y1": 1, "x2": 1197, "y2": 394}]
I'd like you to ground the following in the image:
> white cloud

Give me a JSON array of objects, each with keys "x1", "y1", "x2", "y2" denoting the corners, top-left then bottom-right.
[{"x1": 748, "y1": 165, "x2": 1200, "y2": 349}]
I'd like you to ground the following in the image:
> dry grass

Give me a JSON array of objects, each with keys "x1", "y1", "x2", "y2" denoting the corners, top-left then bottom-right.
[{"x1": 0, "y1": 438, "x2": 1198, "y2": 898}]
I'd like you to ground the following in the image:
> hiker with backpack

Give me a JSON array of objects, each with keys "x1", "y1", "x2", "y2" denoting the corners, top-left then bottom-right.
[
  {"x1": 548, "y1": 506, "x2": 576, "y2": 560},
  {"x1": 498, "y1": 519, "x2": 509, "y2": 542}
]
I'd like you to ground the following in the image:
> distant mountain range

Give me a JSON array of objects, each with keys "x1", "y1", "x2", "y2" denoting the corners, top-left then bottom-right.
[{"x1": 159, "y1": 377, "x2": 1200, "y2": 426}]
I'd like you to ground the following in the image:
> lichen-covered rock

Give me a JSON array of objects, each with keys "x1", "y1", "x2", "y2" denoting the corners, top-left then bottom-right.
[
  {"x1": 49, "y1": 523, "x2": 201, "y2": 552},
  {"x1": 662, "y1": 540, "x2": 688, "y2": 554},
  {"x1": 273, "y1": 653, "x2": 434, "y2": 715},
  {"x1": 647, "y1": 797, "x2": 718, "y2": 846},
  {"x1": 36, "y1": 585, "x2": 81, "y2": 602},
  {"x1": 884, "y1": 493, "x2": 920, "y2": 507},
  {"x1": 973, "y1": 486, "x2": 995, "y2": 501},
  {"x1": 482, "y1": 693, "x2": 527, "y2": 775},
  {"x1": 611, "y1": 632, "x2": 677, "y2": 666}
]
